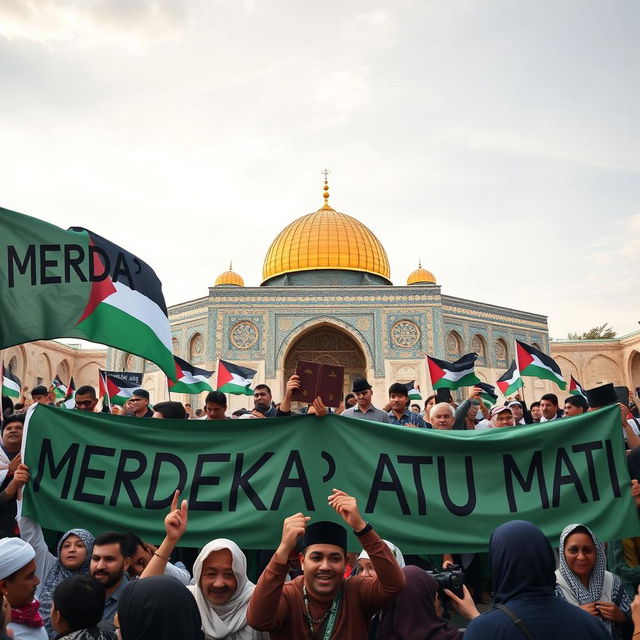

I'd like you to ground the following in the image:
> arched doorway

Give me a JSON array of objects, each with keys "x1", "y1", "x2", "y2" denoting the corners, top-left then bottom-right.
[
  {"x1": 284, "y1": 325, "x2": 367, "y2": 402},
  {"x1": 630, "y1": 351, "x2": 640, "y2": 393}
]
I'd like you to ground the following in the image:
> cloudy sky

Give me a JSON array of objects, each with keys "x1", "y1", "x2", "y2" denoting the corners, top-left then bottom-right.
[{"x1": 1, "y1": 0, "x2": 638, "y2": 341}]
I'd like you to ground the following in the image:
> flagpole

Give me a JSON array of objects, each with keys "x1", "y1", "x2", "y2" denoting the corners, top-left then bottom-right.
[
  {"x1": 0, "y1": 352, "x2": 4, "y2": 428},
  {"x1": 100, "y1": 370, "x2": 112, "y2": 413}
]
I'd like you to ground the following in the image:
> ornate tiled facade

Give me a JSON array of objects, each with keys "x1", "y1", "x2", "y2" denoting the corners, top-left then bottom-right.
[{"x1": 108, "y1": 282, "x2": 558, "y2": 410}]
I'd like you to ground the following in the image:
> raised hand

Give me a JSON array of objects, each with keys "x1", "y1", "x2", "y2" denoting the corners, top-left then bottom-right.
[
  {"x1": 312, "y1": 396, "x2": 327, "y2": 417},
  {"x1": 164, "y1": 490, "x2": 188, "y2": 542},
  {"x1": 275, "y1": 513, "x2": 310, "y2": 562},
  {"x1": 328, "y1": 489, "x2": 366, "y2": 531}
]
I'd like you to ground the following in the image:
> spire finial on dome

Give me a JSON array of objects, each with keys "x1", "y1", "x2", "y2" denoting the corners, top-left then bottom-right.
[
  {"x1": 418, "y1": 258, "x2": 422, "y2": 269},
  {"x1": 229, "y1": 261, "x2": 233, "y2": 271},
  {"x1": 321, "y1": 168, "x2": 331, "y2": 208}
]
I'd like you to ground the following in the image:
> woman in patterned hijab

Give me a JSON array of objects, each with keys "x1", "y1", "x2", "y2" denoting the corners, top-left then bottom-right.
[
  {"x1": 555, "y1": 523, "x2": 632, "y2": 638},
  {"x1": 39, "y1": 528, "x2": 95, "y2": 639}
]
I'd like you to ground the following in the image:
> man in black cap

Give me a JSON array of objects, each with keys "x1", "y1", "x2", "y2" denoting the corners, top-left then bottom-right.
[
  {"x1": 340, "y1": 377, "x2": 390, "y2": 423},
  {"x1": 248, "y1": 488, "x2": 405, "y2": 639},
  {"x1": 126, "y1": 389, "x2": 153, "y2": 418},
  {"x1": 585, "y1": 383, "x2": 640, "y2": 449}
]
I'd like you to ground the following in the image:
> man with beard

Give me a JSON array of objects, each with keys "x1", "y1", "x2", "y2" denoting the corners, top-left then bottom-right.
[
  {"x1": 89, "y1": 533, "x2": 130, "y2": 625},
  {"x1": 247, "y1": 489, "x2": 405, "y2": 638}
]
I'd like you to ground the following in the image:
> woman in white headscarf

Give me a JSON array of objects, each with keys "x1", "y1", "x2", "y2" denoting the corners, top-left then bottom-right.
[{"x1": 187, "y1": 539, "x2": 267, "y2": 640}]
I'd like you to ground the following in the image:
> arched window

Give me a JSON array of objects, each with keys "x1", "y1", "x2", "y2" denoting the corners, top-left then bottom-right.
[
  {"x1": 472, "y1": 335, "x2": 487, "y2": 365},
  {"x1": 189, "y1": 333, "x2": 204, "y2": 361},
  {"x1": 446, "y1": 330, "x2": 462, "y2": 357},
  {"x1": 494, "y1": 338, "x2": 509, "y2": 363}
]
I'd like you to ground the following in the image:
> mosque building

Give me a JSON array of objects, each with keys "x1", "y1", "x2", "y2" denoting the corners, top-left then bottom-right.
[{"x1": 107, "y1": 178, "x2": 560, "y2": 410}]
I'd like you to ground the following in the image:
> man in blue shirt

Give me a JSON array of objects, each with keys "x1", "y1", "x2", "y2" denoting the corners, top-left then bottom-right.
[{"x1": 387, "y1": 382, "x2": 428, "y2": 428}]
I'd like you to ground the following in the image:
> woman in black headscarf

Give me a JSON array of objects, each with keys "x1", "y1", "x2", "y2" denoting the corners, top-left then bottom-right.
[
  {"x1": 459, "y1": 520, "x2": 610, "y2": 639},
  {"x1": 377, "y1": 565, "x2": 478, "y2": 639},
  {"x1": 118, "y1": 575, "x2": 203, "y2": 640}
]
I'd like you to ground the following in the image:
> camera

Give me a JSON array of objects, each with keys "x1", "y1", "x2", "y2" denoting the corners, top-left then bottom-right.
[{"x1": 427, "y1": 564, "x2": 465, "y2": 599}]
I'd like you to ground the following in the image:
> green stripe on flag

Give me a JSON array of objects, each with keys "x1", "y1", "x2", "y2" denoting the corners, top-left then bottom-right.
[
  {"x1": 77, "y1": 303, "x2": 174, "y2": 378},
  {"x1": 521, "y1": 364, "x2": 566, "y2": 390},
  {"x1": 433, "y1": 372, "x2": 481, "y2": 390},
  {"x1": 218, "y1": 382, "x2": 255, "y2": 396}
]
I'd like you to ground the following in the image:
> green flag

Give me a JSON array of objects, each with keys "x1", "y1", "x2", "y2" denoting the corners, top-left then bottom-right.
[
  {"x1": 0, "y1": 206, "x2": 177, "y2": 380},
  {"x1": 22, "y1": 404, "x2": 638, "y2": 552}
]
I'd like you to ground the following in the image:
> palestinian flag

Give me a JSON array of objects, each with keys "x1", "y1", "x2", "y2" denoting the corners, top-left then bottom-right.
[
  {"x1": 215, "y1": 359, "x2": 256, "y2": 396},
  {"x1": 497, "y1": 361, "x2": 524, "y2": 397},
  {"x1": 169, "y1": 356, "x2": 213, "y2": 394},
  {"x1": 476, "y1": 382, "x2": 498, "y2": 406},
  {"x1": 99, "y1": 370, "x2": 141, "y2": 406},
  {"x1": 569, "y1": 376, "x2": 586, "y2": 398},
  {"x1": 1, "y1": 362, "x2": 20, "y2": 399},
  {"x1": 426, "y1": 353, "x2": 481, "y2": 390},
  {"x1": 62, "y1": 377, "x2": 76, "y2": 409},
  {"x1": 0, "y1": 206, "x2": 177, "y2": 381},
  {"x1": 403, "y1": 381, "x2": 422, "y2": 401},
  {"x1": 515, "y1": 340, "x2": 566, "y2": 390},
  {"x1": 51, "y1": 375, "x2": 68, "y2": 400}
]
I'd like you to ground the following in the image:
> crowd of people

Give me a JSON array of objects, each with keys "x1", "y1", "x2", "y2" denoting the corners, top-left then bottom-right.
[{"x1": 2, "y1": 373, "x2": 640, "y2": 639}]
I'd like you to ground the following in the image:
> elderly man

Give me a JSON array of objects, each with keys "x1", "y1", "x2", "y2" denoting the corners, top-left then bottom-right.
[
  {"x1": 126, "y1": 390, "x2": 153, "y2": 418},
  {"x1": 430, "y1": 402, "x2": 455, "y2": 430},
  {"x1": 489, "y1": 405, "x2": 516, "y2": 428},
  {"x1": 247, "y1": 489, "x2": 405, "y2": 638},
  {"x1": 341, "y1": 378, "x2": 390, "y2": 423},
  {"x1": 0, "y1": 536, "x2": 47, "y2": 639}
]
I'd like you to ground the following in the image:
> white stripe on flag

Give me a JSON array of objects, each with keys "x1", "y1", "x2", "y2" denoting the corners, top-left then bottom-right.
[
  {"x1": 441, "y1": 367, "x2": 474, "y2": 382},
  {"x1": 103, "y1": 281, "x2": 173, "y2": 351}
]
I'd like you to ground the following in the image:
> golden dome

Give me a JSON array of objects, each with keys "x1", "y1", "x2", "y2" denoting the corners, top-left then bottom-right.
[
  {"x1": 214, "y1": 263, "x2": 244, "y2": 287},
  {"x1": 262, "y1": 177, "x2": 391, "y2": 284},
  {"x1": 407, "y1": 262, "x2": 436, "y2": 285}
]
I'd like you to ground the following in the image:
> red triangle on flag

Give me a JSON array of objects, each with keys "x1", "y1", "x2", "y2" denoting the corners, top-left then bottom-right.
[
  {"x1": 516, "y1": 341, "x2": 534, "y2": 370},
  {"x1": 216, "y1": 360, "x2": 233, "y2": 387},
  {"x1": 76, "y1": 242, "x2": 117, "y2": 325},
  {"x1": 427, "y1": 357, "x2": 446, "y2": 384}
]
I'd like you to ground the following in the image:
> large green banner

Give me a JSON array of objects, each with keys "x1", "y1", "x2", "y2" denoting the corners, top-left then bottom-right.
[{"x1": 22, "y1": 404, "x2": 639, "y2": 552}]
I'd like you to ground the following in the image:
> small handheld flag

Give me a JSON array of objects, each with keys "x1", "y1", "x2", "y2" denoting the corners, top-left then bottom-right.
[
  {"x1": 475, "y1": 382, "x2": 498, "y2": 406},
  {"x1": 215, "y1": 359, "x2": 256, "y2": 396},
  {"x1": 99, "y1": 370, "x2": 144, "y2": 407},
  {"x1": 169, "y1": 356, "x2": 214, "y2": 394},
  {"x1": 497, "y1": 361, "x2": 524, "y2": 397},
  {"x1": 1, "y1": 362, "x2": 21, "y2": 399},
  {"x1": 403, "y1": 380, "x2": 422, "y2": 401},
  {"x1": 62, "y1": 377, "x2": 76, "y2": 409},
  {"x1": 51, "y1": 375, "x2": 68, "y2": 400},
  {"x1": 569, "y1": 376, "x2": 586, "y2": 398},
  {"x1": 515, "y1": 340, "x2": 566, "y2": 390},
  {"x1": 426, "y1": 353, "x2": 482, "y2": 390}
]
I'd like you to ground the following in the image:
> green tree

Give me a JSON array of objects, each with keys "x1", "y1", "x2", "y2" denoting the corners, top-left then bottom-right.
[{"x1": 567, "y1": 323, "x2": 617, "y2": 340}]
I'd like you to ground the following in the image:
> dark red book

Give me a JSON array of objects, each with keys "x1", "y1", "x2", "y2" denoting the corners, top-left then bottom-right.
[{"x1": 291, "y1": 360, "x2": 344, "y2": 408}]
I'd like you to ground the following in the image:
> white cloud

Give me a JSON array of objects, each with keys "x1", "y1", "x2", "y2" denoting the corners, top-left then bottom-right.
[{"x1": 0, "y1": 0, "x2": 187, "y2": 47}]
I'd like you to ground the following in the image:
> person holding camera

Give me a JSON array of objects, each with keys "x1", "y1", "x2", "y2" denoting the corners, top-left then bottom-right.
[{"x1": 376, "y1": 565, "x2": 479, "y2": 639}]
